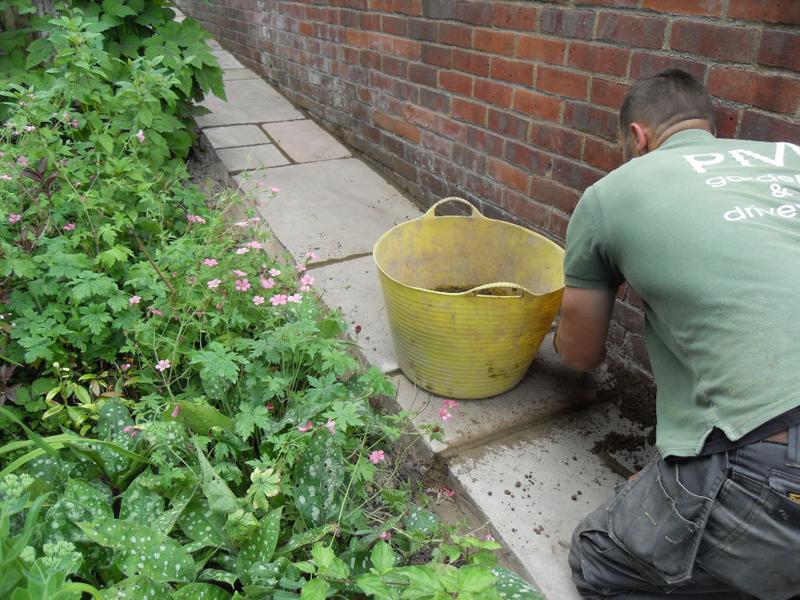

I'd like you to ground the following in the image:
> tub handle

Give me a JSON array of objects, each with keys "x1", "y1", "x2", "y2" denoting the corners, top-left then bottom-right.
[
  {"x1": 423, "y1": 197, "x2": 486, "y2": 219},
  {"x1": 466, "y1": 282, "x2": 531, "y2": 298}
]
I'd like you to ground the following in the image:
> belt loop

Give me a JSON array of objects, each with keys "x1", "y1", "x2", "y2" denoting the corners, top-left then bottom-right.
[{"x1": 788, "y1": 424, "x2": 800, "y2": 468}]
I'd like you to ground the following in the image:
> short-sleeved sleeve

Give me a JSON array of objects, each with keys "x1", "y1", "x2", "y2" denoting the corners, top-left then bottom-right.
[{"x1": 564, "y1": 186, "x2": 624, "y2": 289}]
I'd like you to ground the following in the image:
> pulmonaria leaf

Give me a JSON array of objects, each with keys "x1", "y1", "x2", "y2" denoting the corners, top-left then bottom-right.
[
  {"x1": 120, "y1": 474, "x2": 164, "y2": 525},
  {"x1": 172, "y1": 583, "x2": 232, "y2": 600},
  {"x1": 45, "y1": 479, "x2": 113, "y2": 544},
  {"x1": 236, "y1": 506, "x2": 282, "y2": 575},
  {"x1": 199, "y1": 568, "x2": 239, "y2": 587},
  {"x1": 103, "y1": 575, "x2": 172, "y2": 600},
  {"x1": 178, "y1": 500, "x2": 227, "y2": 547},
  {"x1": 293, "y1": 432, "x2": 344, "y2": 527},
  {"x1": 78, "y1": 518, "x2": 196, "y2": 582},
  {"x1": 405, "y1": 506, "x2": 440, "y2": 537},
  {"x1": 195, "y1": 446, "x2": 238, "y2": 515},
  {"x1": 151, "y1": 492, "x2": 194, "y2": 536},
  {"x1": 98, "y1": 398, "x2": 133, "y2": 440},
  {"x1": 491, "y1": 566, "x2": 545, "y2": 599}
]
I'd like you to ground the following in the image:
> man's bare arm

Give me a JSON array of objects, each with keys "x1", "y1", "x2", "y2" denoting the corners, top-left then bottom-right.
[{"x1": 555, "y1": 286, "x2": 617, "y2": 371}]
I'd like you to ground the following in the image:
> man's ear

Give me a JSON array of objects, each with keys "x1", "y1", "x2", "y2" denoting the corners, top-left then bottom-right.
[{"x1": 629, "y1": 122, "x2": 650, "y2": 156}]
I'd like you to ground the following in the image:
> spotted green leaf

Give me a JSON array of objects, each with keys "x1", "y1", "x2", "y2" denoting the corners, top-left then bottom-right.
[
  {"x1": 120, "y1": 475, "x2": 163, "y2": 525},
  {"x1": 196, "y1": 446, "x2": 238, "y2": 514},
  {"x1": 45, "y1": 479, "x2": 113, "y2": 544},
  {"x1": 406, "y1": 506, "x2": 439, "y2": 536},
  {"x1": 178, "y1": 500, "x2": 227, "y2": 546},
  {"x1": 173, "y1": 583, "x2": 232, "y2": 600},
  {"x1": 237, "y1": 506, "x2": 282, "y2": 574},
  {"x1": 152, "y1": 492, "x2": 193, "y2": 536},
  {"x1": 78, "y1": 519, "x2": 196, "y2": 582},
  {"x1": 491, "y1": 566, "x2": 544, "y2": 599},
  {"x1": 98, "y1": 398, "x2": 133, "y2": 440},
  {"x1": 293, "y1": 432, "x2": 344, "y2": 527},
  {"x1": 199, "y1": 568, "x2": 238, "y2": 587},
  {"x1": 104, "y1": 576, "x2": 171, "y2": 600}
]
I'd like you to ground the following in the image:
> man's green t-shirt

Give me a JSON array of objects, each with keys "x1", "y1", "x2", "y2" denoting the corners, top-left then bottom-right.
[{"x1": 565, "y1": 129, "x2": 800, "y2": 457}]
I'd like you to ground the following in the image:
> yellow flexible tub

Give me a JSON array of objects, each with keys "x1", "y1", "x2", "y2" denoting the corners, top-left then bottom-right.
[{"x1": 373, "y1": 197, "x2": 565, "y2": 399}]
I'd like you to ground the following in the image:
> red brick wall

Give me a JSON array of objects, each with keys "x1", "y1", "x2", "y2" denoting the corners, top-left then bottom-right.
[{"x1": 177, "y1": 0, "x2": 800, "y2": 374}]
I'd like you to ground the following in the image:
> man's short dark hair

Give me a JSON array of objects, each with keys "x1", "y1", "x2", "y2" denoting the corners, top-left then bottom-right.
[{"x1": 620, "y1": 69, "x2": 716, "y2": 135}]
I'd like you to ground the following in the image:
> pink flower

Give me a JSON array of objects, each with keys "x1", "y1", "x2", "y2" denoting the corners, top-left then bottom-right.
[
  {"x1": 378, "y1": 531, "x2": 392, "y2": 541},
  {"x1": 483, "y1": 533, "x2": 495, "y2": 542},
  {"x1": 295, "y1": 262, "x2": 307, "y2": 273},
  {"x1": 17, "y1": 156, "x2": 28, "y2": 167},
  {"x1": 63, "y1": 223, "x2": 76, "y2": 231},
  {"x1": 24, "y1": 125, "x2": 36, "y2": 133},
  {"x1": 234, "y1": 220, "x2": 249, "y2": 228},
  {"x1": 121, "y1": 363, "x2": 132, "y2": 371},
  {"x1": 136, "y1": 129, "x2": 145, "y2": 143},
  {"x1": 129, "y1": 295, "x2": 141, "y2": 305},
  {"x1": 299, "y1": 274, "x2": 315, "y2": 291},
  {"x1": 325, "y1": 419, "x2": 336, "y2": 435},
  {"x1": 171, "y1": 404, "x2": 182, "y2": 418},
  {"x1": 298, "y1": 421, "x2": 313, "y2": 432},
  {"x1": 235, "y1": 278, "x2": 251, "y2": 292},
  {"x1": 233, "y1": 269, "x2": 248, "y2": 277},
  {"x1": 441, "y1": 487, "x2": 455, "y2": 498},
  {"x1": 438, "y1": 407, "x2": 452, "y2": 421},
  {"x1": 8, "y1": 213, "x2": 21, "y2": 223},
  {"x1": 148, "y1": 307, "x2": 164, "y2": 317},
  {"x1": 270, "y1": 294, "x2": 288, "y2": 306},
  {"x1": 260, "y1": 277, "x2": 275, "y2": 289},
  {"x1": 253, "y1": 295, "x2": 265, "y2": 305},
  {"x1": 442, "y1": 399, "x2": 459, "y2": 410},
  {"x1": 122, "y1": 425, "x2": 141, "y2": 438},
  {"x1": 236, "y1": 247, "x2": 250, "y2": 255},
  {"x1": 287, "y1": 293, "x2": 302, "y2": 303},
  {"x1": 155, "y1": 359, "x2": 171, "y2": 372},
  {"x1": 187, "y1": 214, "x2": 206, "y2": 224},
  {"x1": 304, "y1": 251, "x2": 319, "y2": 261},
  {"x1": 0, "y1": 175, "x2": 12, "y2": 181},
  {"x1": 207, "y1": 278, "x2": 222, "y2": 289},
  {"x1": 203, "y1": 258, "x2": 218, "y2": 267},
  {"x1": 269, "y1": 268, "x2": 281, "y2": 277},
  {"x1": 369, "y1": 450, "x2": 385, "y2": 464},
  {"x1": 70, "y1": 119, "x2": 79, "y2": 129},
  {"x1": 270, "y1": 186, "x2": 280, "y2": 193},
  {"x1": 246, "y1": 241, "x2": 264, "y2": 249},
  {"x1": 249, "y1": 217, "x2": 261, "y2": 223}
]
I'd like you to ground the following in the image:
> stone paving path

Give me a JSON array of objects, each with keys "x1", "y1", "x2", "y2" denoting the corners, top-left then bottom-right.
[{"x1": 187, "y1": 16, "x2": 654, "y2": 599}]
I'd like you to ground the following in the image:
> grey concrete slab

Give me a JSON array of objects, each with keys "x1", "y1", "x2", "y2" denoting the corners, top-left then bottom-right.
[
  {"x1": 235, "y1": 158, "x2": 420, "y2": 262},
  {"x1": 262, "y1": 120, "x2": 351, "y2": 163},
  {"x1": 213, "y1": 50, "x2": 244, "y2": 70},
  {"x1": 224, "y1": 68, "x2": 260, "y2": 81},
  {"x1": 204, "y1": 124, "x2": 271, "y2": 149},
  {"x1": 311, "y1": 256, "x2": 399, "y2": 373},
  {"x1": 197, "y1": 79, "x2": 304, "y2": 127},
  {"x1": 208, "y1": 39, "x2": 222, "y2": 50},
  {"x1": 393, "y1": 334, "x2": 602, "y2": 457},
  {"x1": 449, "y1": 405, "x2": 655, "y2": 600},
  {"x1": 217, "y1": 144, "x2": 290, "y2": 172}
]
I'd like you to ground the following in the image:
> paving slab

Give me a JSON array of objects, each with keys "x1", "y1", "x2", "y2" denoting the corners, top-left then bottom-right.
[
  {"x1": 217, "y1": 144, "x2": 289, "y2": 172},
  {"x1": 224, "y1": 68, "x2": 260, "y2": 81},
  {"x1": 207, "y1": 39, "x2": 222, "y2": 50},
  {"x1": 236, "y1": 158, "x2": 420, "y2": 262},
  {"x1": 204, "y1": 124, "x2": 271, "y2": 149},
  {"x1": 262, "y1": 120, "x2": 351, "y2": 163},
  {"x1": 449, "y1": 405, "x2": 655, "y2": 600},
  {"x1": 212, "y1": 50, "x2": 244, "y2": 70},
  {"x1": 393, "y1": 335, "x2": 602, "y2": 458},
  {"x1": 197, "y1": 79, "x2": 304, "y2": 127},
  {"x1": 311, "y1": 255, "x2": 398, "y2": 373}
]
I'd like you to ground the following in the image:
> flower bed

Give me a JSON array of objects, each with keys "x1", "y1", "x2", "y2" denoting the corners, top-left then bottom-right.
[{"x1": 0, "y1": 2, "x2": 542, "y2": 598}]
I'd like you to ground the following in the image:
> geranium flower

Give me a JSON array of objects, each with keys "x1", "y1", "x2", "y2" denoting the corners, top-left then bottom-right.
[
  {"x1": 235, "y1": 279, "x2": 251, "y2": 292},
  {"x1": 122, "y1": 425, "x2": 141, "y2": 438},
  {"x1": 253, "y1": 295, "x2": 265, "y2": 305},
  {"x1": 187, "y1": 214, "x2": 206, "y2": 224},
  {"x1": 0, "y1": 175, "x2": 12, "y2": 182},
  {"x1": 63, "y1": 223, "x2": 76, "y2": 231},
  {"x1": 121, "y1": 363, "x2": 132, "y2": 371},
  {"x1": 437, "y1": 407, "x2": 452, "y2": 421},
  {"x1": 202, "y1": 258, "x2": 218, "y2": 267},
  {"x1": 269, "y1": 268, "x2": 281, "y2": 277},
  {"x1": 270, "y1": 186, "x2": 280, "y2": 193},
  {"x1": 260, "y1": 277, "x2": 275, "y2": 289},
  {"x1": 129, "y1": 295, "x2": 141, "y2": 305},
  {"x1": 325, "y1": 419, "x2": 336, "y2": 435},
  {"x1": 369, "y1": 450, "x2": 385, "y2": 464},
  {"x1": 287, "y1": 293, "x2": 302, "y2": 303},
  {"x1": 136, "y1": 129, "x2": 145, "y2": 143},
  {"x1": 295, "y1": 262, "x2": 306, "y2": 273},
  {"x1": 155, "y1": 359, "x2": 171, "y2": 372},
  {"x1": 17, "y1": 156, "x2": 28, "y2": 167},
  {"x1": 8, "y1": 213, "x2": 21, "y2": 223},
  {"x1": 304, "y1": 251, "x2": 319, "y2": 260},
  {"x1": 298, "y1": 421, "x2": 313, "y2": 432},
  {"x1": 236, "y1": 247, "x2": 250, "y2": 255},
  {"x1": 171, "y1": 405, "x2": 181, "y2": 418},
  {"x1": 233, "y1": 269, "x2": 248, "y2": 276},
  {"x1": 208, "y1": 278, "x2": 222, "y2": 289},
  {"x1": 270, "y1": 294, "x2": 288, "y2": 306},
  {"x1": 378, "y1": 531, "x2": 392, "y2": 541},
  {"x1": 443, "y1": 399, "x2": 459, "y2": 410},
  {"x1": 299, "y1": 274, "x2": 314, "y2": 291}
]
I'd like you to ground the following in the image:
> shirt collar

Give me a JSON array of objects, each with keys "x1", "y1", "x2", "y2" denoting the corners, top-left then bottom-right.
[{"x1": 658, "y1": 128, "x2": 715, "y2": 151}]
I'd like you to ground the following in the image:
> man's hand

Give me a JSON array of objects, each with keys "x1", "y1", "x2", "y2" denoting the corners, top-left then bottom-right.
[{"x1": 554, "y1": 286, "x2": 617, "y2": 371}]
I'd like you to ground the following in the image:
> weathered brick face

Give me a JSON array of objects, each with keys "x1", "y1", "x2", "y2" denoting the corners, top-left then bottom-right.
[{"x1": 176, "y1": 0, "x2": 800, "y2": 375}]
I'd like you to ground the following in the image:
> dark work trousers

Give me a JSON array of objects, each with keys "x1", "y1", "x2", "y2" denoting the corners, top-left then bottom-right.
[{"x1": 569, "y1": 424, "x2": 800, "y2": 600}]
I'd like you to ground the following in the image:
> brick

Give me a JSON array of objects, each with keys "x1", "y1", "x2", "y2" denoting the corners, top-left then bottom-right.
[
  {"x1": 596, "y1": 13, "x2": 668, "y2": 49},
  {"x1": 539, "y1": 7, "x2": 596, "y2": 39},
  {"x1": 360, "y1": 12, "x2": 381, "y2": 31},
  {"x1": 536, "y1": 66, "x2": 589, "y2": 100},
  {"x1": 614, "y1": 300, "x2": 645, "y2": 334},
  {"x1": 360, "y1": 49, "x2": 381, "y2": 70},
  {"x1": 381, "y1": 15, "x2": 408, "y2": 36},
  {"x1": 390, "y1": 154, "x2": 418, "y2": 179},
  {"x1": 439, "y1": 23, "x2": 472, "y2": 48},
  {"x1": 583, "y1": 136, "x2": 623, "y2": 172},
  {"x1": 440, "y1": 71, "x2": 473, "y2": 96},
  {"x1": 454, "y1": 1, "x2": 494, "y2": 26},
  {"x1": 408, "y1": 19, "x2": 438, "y2": 41},
  {"x1": 516, "y1": 35, "x2": 566, "y2": 64},
  {"x1": 452, "y1": 49, "x2": 491, "y2": 76},
  {"x1": 708, "y1": 67, "x2": 800, "y2": 115},
  {"x1": 452, "y1": 98, "x2": 487, "y2": 125},
  {"x1": 513, "y1": 89, "x2": 562, "y2": 121},
  {"x1": 419, "y1": 88, "x2": 450, "y2": 111},
  {"x1": 550, "y1": 211, "x2": 570, "y2": 241},
  {"x1": 490, "y1": 57, "x2": 535, "y2": 85},
  {"x1": 758, "y1": 29, "x2": 800, "y2": 72},
  {"x1": 382, "y1": 55, "x2": 408, "y2": 77},
  {"x1": 453, "y1": 143, "x2": 486, "y2": 171},
  {"x1": 628, "y1": 334, "x2": 652, "y2": 371},
  {"x1": 629, "y1": 51, "x2": 707, "y2": 81},
  {"x1": 642, "y1": 0, "x2": 723, "y2": 15},
  {"x1": 715, "y1": 105, "x2": 740, "y2": 139},
  {"x1": 488, "y1": 157, "x2": 529, "y2": 193},
  {"x1": 563, "y1": 101, "x2": 619, "y2": 140},
  {"x1": 576, "y1": 0, "x2": 638, "y2": 5},
  {"x1": 530, "y1": 124, "x2": 583, "y2": 159},
  {"x1": 409, "y1": 62, "x2": 438, "y2": 87},
  {"x1": 567, "y1": 42, "x2": 630, "y2": 77},
  {"x1": 488, "y1": 109, "x2": 529, "y2": 140},
  {"x1": 590, "y1": 78, "x2": 629, "y2": 110},
  {"x1": 550, "y1": 157, "x2": 604, "y2": 194},
  {"x1": 434, "y1": 115, "x2": 467, "y2": 142},
  {"x1": 422, "y1": 0, "x2": 455, "y2": 19},
  {"x1": 392, "y1": 38, "x2": 422, "y2": 59},
  {"x1": 467, "y1": 126, "x2": 505, "y2": 157},
  {"x1": 422, "y1": 44, "x2": 453, "y2": 67},
  {"x1": 465, "y1": 172, "x2": 503, "y2": 203},
  {"x1": 501, "y1": 189, "x2": 550, "y2": 227},
  {"x1": 529, "y1": 174, "x2": 581, "y2": 214},
  {"x1": 473, "y1": 78, "x2": 512, "y2": 108},
  {"x1": 728, "y1": 0, "x2": 800, "y2": 26},
  {"x1": 505, "y1": 141, "x2": 550, "y2": 175},
  {"x1": 670, "y1": 20, "x2": 756, "y2": 62},
  {"x1": 392, "y1": 79, "x2": 420, "y2": 103},
  {"x1": 394, "y1": 0, "x2": 423, "y2": 16},
  {"x1": 474, "y1": 29, "x2": 515, "y2": 56},
  {"x1": 739, "y1": 110, "x2": 800, "y2": 142},
  {"x1": 492, "y1": 3, "x2": 538, "y2": 31},
  {"x1": 403, "y1": 105, "x2": 437, "y2": 129},
  {"x1": 374, "y1": 111, "x2": 421, "y2": 143},
  {"x1": 370, "y1": 0, "x2": 393, "y2": 11}
]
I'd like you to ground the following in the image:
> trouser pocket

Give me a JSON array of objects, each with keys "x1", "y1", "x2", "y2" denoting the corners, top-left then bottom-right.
[{"x1": 606, "y1": 453, "x2": 726, "y2": 585}]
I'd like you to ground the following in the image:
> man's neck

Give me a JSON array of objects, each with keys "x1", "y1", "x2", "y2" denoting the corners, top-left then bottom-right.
[{"x1": 650, "y1": 119, "x2": 712, "y2": 151}]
